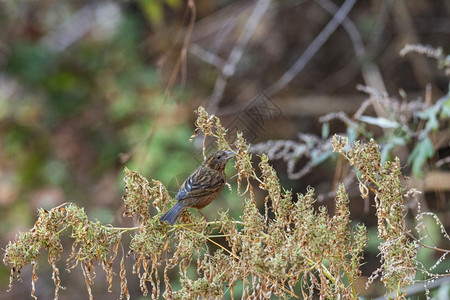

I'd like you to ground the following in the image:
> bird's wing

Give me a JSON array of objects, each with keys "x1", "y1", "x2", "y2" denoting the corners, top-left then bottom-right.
[{"x1": 176, "y1": 168, "x2": 224, "y2": 200}]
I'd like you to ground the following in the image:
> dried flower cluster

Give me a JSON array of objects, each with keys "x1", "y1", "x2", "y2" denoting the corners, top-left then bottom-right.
[
  {"x1": 5, "y1": 106, "x2": 446, "y2": 299},
  {"x1": 3, "y1": 204, "x2": 124, "y2": 299},
  {"x1": 332, "y1": 135, "x2": 417, "y2": 299}
]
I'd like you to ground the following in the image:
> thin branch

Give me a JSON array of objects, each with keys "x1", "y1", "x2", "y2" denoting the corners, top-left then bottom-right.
[
  {"x1": 316, "y1": 0, "x2": 387, "y2": 93},
  {"x1": 165, "y1": 0, "x2": 196, "y2": 97},
  {"x1": 316, "y1": 0, "x2": 365, "y2": 58},
  {"x1": 407, "y1": 232, "x2": 449, "y2": 254},
  {"x1": 189, "y1": 43, "x2": 225, "y2": 69},
  {"x1": 208, "y1": 0, "x2": 272, "y2": 113},
  {"x1": 264, "y1": 0, "x2": 357, "y2": 96}
]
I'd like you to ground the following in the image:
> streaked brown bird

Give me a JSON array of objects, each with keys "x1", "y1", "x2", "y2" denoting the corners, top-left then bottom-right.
[{"x1": 160, "y1": 150, "x2": 235, "y2": 225}]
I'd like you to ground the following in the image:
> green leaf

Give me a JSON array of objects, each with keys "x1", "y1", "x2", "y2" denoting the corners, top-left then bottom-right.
[
  {"x1": 380, "y1": 143, "x2": 393, "y2": 163},
  {"x1": 416, "y1": 98, "x2": 449, "y2": 132},
  {"x1": 408, "y1": 137, "x2": 434, "y2": 177},
  {"x1": 392, "y1": 136, "x2": 408, "y2": 146},
  {"x1": 165, "y1": 0, "x2": 182, "y2": 9},
  {"x1": 7, "y1": 43, "x2": 56, "y2": 85},
  {"x1": 140, "y1": 0, "x2": 164, "y2": 26},
  {"x1": 440, "y1": 94, "x2": 450, "y2": 118},
  {"x1": 311, "y1": 150, "x2": 333, "y2": 166},
  {"x1": 381, "y1": 136, "x2": 407, "y2": 163},
  {"x1": 358, "y1": 116, "x2": 399, "y2": 129},
  {"x1": 418, "y1": 107, "x2": 439, "y2": 131},
  {"x1": 321, "y1": 122, "x2": 329, "y2": 139},
  {"x1": 347, "y1": 126, "x2": 357, "y2": 144}
]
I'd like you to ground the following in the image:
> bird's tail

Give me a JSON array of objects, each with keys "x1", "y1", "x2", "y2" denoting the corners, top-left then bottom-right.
[{"x1": 160, "y1": 202, "x2": 185, "y2": 225}]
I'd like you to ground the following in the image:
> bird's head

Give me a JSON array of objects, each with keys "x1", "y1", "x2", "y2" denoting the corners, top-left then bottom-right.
[{"x1": 203, "y1": 150, "x2": 235, "y2": 171}]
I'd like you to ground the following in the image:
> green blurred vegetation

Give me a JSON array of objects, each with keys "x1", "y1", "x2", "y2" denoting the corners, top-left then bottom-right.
[
  {"x1": 0, "y1": 3, "x2": 207, "y2": 298},
  {"x1": 0, "y1": 4, "x2": 196, "y2": 292}
]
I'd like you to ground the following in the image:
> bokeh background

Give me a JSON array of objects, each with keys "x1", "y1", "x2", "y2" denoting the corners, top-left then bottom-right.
[{"x1": 0, "y1": 0, "x2": 449, "y2": 299}]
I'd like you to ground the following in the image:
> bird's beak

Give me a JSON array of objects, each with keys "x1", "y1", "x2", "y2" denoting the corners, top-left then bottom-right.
[{"x1": 224, "y1": 151, "x2": 235, "y2": 160}]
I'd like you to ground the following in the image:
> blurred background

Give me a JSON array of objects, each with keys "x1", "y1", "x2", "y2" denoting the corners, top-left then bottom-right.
[{"x1": 0, "y1": 0, "x2": 449, "y2": 299}]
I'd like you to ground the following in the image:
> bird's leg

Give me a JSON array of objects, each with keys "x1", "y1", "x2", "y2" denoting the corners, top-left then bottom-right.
[{"x1": 197, "y1": 209, "x2": 209, "y2": 223}]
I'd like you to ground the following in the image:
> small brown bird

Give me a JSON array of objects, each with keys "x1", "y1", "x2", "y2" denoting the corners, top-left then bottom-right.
[{"x1": 160, "y1": 150, "x2": 235, "y2": 225}]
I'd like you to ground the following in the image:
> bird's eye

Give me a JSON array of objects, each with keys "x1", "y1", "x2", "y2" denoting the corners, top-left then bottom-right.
[{"x1": 216, "y1": 155, "x2": 221, "y2": 159}]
